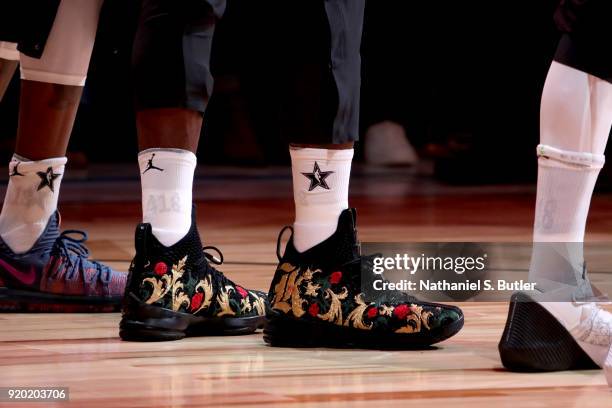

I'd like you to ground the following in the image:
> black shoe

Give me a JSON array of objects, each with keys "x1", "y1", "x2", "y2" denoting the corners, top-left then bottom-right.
[
  {"x1": 264, "y1": 208, "x2": 464, "y2": 349},
  {"x1": 120, "y1": 211, "x2": 268, "y2": 341},
  {"x1": 498, "y1": 292, "x2": 602, "y2": 372}
]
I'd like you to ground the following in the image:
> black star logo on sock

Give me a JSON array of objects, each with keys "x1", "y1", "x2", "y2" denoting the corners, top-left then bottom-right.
[
  {"x1": 302, "y1": 162, "x2": 334, "y2": 191},
  {"x1": 9, "y1": 162, "x2": 24, "y2": 177},
  {"x1": 143, "y1": 153, "x2": 164, "y2": 174},
  {"x1": 36, "y1": 167, "x2": 61, "y2": 192}
]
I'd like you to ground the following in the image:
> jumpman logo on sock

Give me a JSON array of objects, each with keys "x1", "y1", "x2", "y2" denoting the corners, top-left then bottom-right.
[
  {"x1": 9, "y1": 163, "x2": 24, "y2": 177},
  {"x1": 143, "y1": 154, "x2": 164, "y2": 174}
]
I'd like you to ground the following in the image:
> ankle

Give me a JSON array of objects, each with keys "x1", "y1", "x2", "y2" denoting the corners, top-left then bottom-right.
[
  {"x1": 138, "y1": 148, "x2": 196, "y2": 247},
  {"x1": 290, "y1": 147, "x2": 353, "y2": 252}
]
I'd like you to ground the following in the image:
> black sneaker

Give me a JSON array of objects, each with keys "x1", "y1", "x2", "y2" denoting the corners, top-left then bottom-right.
[
  {"x1": 264, "y1": 208, "x2": 464, "y2": 349},
  {"x1": 498, "y1": 291, "x2": 608, "y2": 372},
  {"x1": 120, "y1": 210, "x2": 268, "y2": 341}
]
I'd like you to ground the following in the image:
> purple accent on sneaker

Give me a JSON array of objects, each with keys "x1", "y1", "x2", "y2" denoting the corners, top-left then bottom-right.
[{"x1": 0, "y1": 211, "x2": 126, "y2": 298}]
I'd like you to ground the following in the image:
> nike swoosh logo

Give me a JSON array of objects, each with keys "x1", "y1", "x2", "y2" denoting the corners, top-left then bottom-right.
[{"x1": 0, "y1": 258, "x2": 36, "y2": 286}]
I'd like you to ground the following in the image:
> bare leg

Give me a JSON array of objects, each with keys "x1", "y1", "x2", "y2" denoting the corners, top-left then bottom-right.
[
  {"x1": 137, "y1": 108, "x2": 203, "y2": 153},
  {"x1": 15, "y1": 80, "x2": 83, "y2": 160},
  {"x1": 0, "y1": 59, "x2": 18, "y2": 101}
]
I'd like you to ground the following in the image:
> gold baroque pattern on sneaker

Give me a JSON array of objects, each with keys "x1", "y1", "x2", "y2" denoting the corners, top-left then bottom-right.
[
  {"x1": 142, "y1": 256, "x2": 265, "y2": 317},
  {"x1": 271, "y1": 262, "x2": 436, "y2": 334},
  {"x1": 143, "y1": 256, "x2": 189, "y2": 311}
]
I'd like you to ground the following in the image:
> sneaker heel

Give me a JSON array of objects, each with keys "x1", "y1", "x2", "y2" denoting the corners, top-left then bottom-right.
[
  {"x1": 264, "y1": 314, "x2": 323, "y2": 347},
  {"x1": 119, "y1": 293, "x2": 190, "y2": 341},
  {"x1": 499, "y1": 293, "x2": 598, "y2": 371}
]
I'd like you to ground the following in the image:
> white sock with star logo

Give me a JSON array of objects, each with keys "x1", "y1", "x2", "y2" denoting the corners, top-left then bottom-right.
[
  {"x1": 290, "y1": 147, "x2": 353, "y2": 252},
  {"x1": 0, "y1": 154, "x2": 67, "y2": 253}
]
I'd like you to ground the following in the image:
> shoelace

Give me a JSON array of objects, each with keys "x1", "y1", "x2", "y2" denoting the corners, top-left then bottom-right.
[
  {"x1": 196, "y1": 245, "x2": 234, "y2": 290},
  {"x1": 50, "y1": 230, "x2": 112, "y2": 286}
]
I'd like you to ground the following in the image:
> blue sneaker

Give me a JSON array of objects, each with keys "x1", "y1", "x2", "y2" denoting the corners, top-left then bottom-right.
[{"x1": 0, "y1": 212, "x2": 126, "y2": 312}]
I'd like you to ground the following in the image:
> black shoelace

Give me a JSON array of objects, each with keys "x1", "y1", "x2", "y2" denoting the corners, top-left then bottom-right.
[{"x1": 195, "y1": 245, "x2": 235, "y2": 292}]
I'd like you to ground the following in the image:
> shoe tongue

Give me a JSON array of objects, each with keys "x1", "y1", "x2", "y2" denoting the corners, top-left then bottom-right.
[
  {"x1": 46, "y1": 212, "x2": 61, "y2": 239},
  {"x1": 29, "y1": 212, "x2": 61, "y2": 252},
  {"x1": 134, "y1": 223, "x2": 153, "y2": 254},
  {"x1": 332, "y1": 208, "x2": 360, "y2": 263}
]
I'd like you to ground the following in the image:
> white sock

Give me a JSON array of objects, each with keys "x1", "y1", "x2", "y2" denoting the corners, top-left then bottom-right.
[
  {"x1": 290, "y1": 147, "x2": 353, "y2": 252},
  {"x1": 138, "y1": 148, "x2": 197, "y2": 247},
  {"x1": 533, "y1": 154, "x2": 601, "y2": 244},
  {"x1": 0, "y1": 154, "x2": 66, "y2": 253},
  {"x1": 529, "y1": 153, "x2": 603, "y2": 294},
  {"x1": 528, "y1": 62, "x2": 612, "y2": 292}
]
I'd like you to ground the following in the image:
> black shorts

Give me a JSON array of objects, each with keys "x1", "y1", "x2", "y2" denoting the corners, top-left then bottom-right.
[
  {"x1": 132, "y1": 0, "x2": 364, "y2": 144},
  {"x1": 553, "y1": 0, "x2": 612, "y2": 82},
  {"x1": 0, "y1": 0, "x2": 60, "y2": 58}
]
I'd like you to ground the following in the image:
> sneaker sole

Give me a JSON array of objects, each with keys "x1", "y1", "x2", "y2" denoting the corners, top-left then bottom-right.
[
  {"x1": 0, "y1": 287, "x2": 121, "y2": 313},
  {"x1": 263, "y1": 313, "x2": 464, "y2": 349},
  {"x1": 120, "y1": 293, "x2": 266, "y2": 341},
  {"x1": 498, "y1": 292, "x2": 599, "y2": 372}
]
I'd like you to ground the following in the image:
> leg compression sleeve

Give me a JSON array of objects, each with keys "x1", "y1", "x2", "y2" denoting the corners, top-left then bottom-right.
[
  {"x1": 529, "y1": 61, "x2": 612, "y2": 296},
  {"x1": 540, "y1": 62, "x2": 612, "y2": 156},
  {"x1": 20, "y1": 0, "x2": 103, "y2": 86},
  {"x1": 19, "y1": 0, "x2": 104, "y2": 86}
]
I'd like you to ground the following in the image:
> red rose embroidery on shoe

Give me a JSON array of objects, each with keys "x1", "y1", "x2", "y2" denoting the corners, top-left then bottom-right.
[
  {"x1": 367, "y1": 306, "x2": 378, "y2": 319},
  {"x1": 393, "y1": 304, "x2": 409, "y2": 320},
  {"x1": 191, "y1": 292, "x2": 204, "y2": 312},
  {"x1": 154, "y1": 262, "x2": 167, "y2": 276},
  {"x1": 308, "y1": 303, "x2": 319, "y2": 317},
  {"x1": 329, "y1": 271, "x2": 342, "y2": 284},
  {"x1": 236, "y1": 286, "x2": 248, "y2": 298}
]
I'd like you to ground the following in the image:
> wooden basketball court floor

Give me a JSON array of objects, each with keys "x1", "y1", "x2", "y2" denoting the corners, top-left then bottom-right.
[{"x1": 2, "y1": 166, "x2": 612, "y2": 407}]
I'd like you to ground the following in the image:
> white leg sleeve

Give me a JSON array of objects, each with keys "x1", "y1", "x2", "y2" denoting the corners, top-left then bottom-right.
[
  {"x1": 0, "y1": 42, "x2": 19, "y2": 61},
  {"x1": 19, "y1": 0, "x2": 104, "y2": 86},
  {"x1": 529, "y1": 61, "x2": 612, "y2": 294},
  {"x1": 540, "y1": 61, "x2": 612, "y2": 156},
  {"x1": 535, "y1": 61, "x2": 612, "y2": 243}
]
